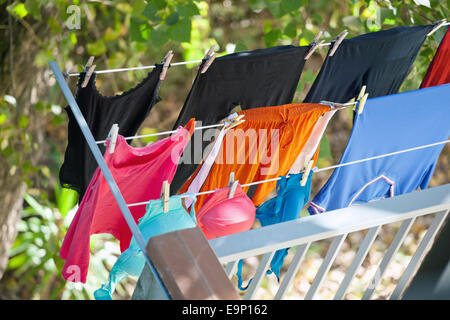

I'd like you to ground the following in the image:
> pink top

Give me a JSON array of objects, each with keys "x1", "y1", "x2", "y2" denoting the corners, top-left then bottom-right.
[
  {"x1": 196, "y1": 184, "x2": 256, "y2": 240},
  {"x1": 60, "y1": 119, "x2": 195, "y2": 283}
]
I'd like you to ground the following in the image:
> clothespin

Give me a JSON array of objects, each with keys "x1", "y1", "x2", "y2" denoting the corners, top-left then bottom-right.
[
  {"x1": 161, "y1": 180, "x2": 170, "y2": 213},
  {"x1": 300, "y1": 159, "x2": 314, "y2": 186},
  {"x1": 106, "y1": 123, "x2": 119, "y2": 154},
  {"x1": 63, "y1": 65, "x2": 73, "y2": 82},
  {"x1": 353, "y1": 85, "x2": 366, "y2": 111},
  {"x1": 224, "y1": 114, "x2": 245, "y2": 131},
  {"x1": 305, "y1": 31, "x2": 324, "y2": 60},
  {"x1": 228, "y1": 172, "x2": 238, "y2": 199},
  {"x1": 201, "y1": 45, "x2": 217, "y2": 74},
  {"x1": 81, "y1": 56, "x2": 96, "y2": 88},
  {"x1": 357, "y1": 92, "x2": 369, "y2": 115},
  {"x1": 159, "y1": 50, "x2": 174, "y2": 81},
  {"x1": 328, "y1": 30, "x2": 348, "y2": 57},
  {"x1": 427, "y1": 19, "x2": 447, "y2": 36}
]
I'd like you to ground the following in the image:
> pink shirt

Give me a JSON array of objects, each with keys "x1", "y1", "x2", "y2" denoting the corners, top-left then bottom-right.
[{"x1": 60, "y1": 120, "x2": 195, "y2": 283}]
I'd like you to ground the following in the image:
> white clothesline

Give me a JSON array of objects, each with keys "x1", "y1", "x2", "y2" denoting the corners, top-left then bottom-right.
[
  {"x1": 65, "y1": 20, "x2": 449, "y2": 78},
  {"x1": 126, "y1": 139, "x2": 450, "y2": 207},
  {"x1": 96, "y1": 100, "x2": 356, "y2": 144}
]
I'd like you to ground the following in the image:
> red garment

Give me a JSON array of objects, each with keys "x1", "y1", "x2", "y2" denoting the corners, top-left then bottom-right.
[
  {"x1": 60, "y1": 119, "x2": 195, "y2": 283},
  {"x1": 196, "y1": 184, "x2": 256, "y2": 240},
  {"x1": 420, "y1": 27, "x2": 450, "y2": 88}
]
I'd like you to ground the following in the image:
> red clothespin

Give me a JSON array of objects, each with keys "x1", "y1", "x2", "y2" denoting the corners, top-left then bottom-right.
[
  {"x1": 305, "y1": 31, "x2": 324, "y2": 60},
  {"x1": 160, "y1": 50, "x2": 174, "y2": 81},
  {"x1": 201, "y1": 45, "x2": 217, "y2": 74},
  {"x1": 161, "y1": 180, "x2": 170, "y2": 213},
  {"x1": 81, "y1": 56, "x2": 96, "y2": 88},
  {"x1": 106, "y1": 123, "x2": 119, "y2": 154},
  {"x1": 328, "y1": 30, "x2": 348, "y2": 57}
]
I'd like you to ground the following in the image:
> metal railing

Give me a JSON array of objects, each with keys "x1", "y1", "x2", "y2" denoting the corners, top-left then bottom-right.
[{"x1": 209, "y1": 183, "x2": 450, "y2": 300}]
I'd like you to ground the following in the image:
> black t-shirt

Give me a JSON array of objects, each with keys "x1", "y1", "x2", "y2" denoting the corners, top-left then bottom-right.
[{"x1": 59, "y1": 64, "x2": 163, "y2": 200}]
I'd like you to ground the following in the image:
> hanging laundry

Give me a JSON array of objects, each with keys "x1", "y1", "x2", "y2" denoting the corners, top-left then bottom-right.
[
  {"x1": 420, "y1": 26, "x2": 450, "y2": 88},
  {"x1": 59, "y1": 66, "x2": 164, "y2": 200},
  {"x1": 60, "y1": 119, "x2": 195, "y2": 283},
  {"x1": 196, "y1": 183, "x2": 256, "y2": 240},
  {"x1": 255, "y1": 171, "x2": 313, "y2": 282},
  {"x1": 179, "y1": 103, "x2": 330, "y2": 212},
  {"x1": 304, "y1": 24, "x2": 435, "y2": 103},
  {"x1": 94, "y1": 194, "x2": 197, "y2": 300},
  {"x1": 309, "y1": 84, "x2": 450, "y2": 215},
  {"x1": 170, "y1": 45, "x2": 311, "y2": 194}
]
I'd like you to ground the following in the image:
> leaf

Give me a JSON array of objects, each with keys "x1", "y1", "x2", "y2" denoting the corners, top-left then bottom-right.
[
  {"x1": 178, "y1": 2, "x2": 200, "y2": 17},
  {"x1": 169, "y1": 18, "x2": 191, "y2": 43},
  {"x1": 263, "y1": 28, "x2": 282, "y2": 47},
  {"x1": 284, "y1": 22, "x2": 297, "y2": 38},
  {"x1": 165, "y1": 12, "x2": 179, "y2": 26},
  {"x1": 8, "y1": 2, "x2": 28, "y2": 18},
  {"x1": 18, "y1": 115, "x2": 29, "y2": 129},
  {"x1": 235, "y1": 42, "x2": 248, "y2": 52},
  {"x1": 130, "y1": 18, "x2": 149, "y2": 42},
  {"x1": 150, "y1": 28, "x2": 170, "y2": 47},
  {"x1": 25, "y1": 0, "x2": 41, "y2": 20},
  {"x1": 265, "y1": 1, "x2": 286, "y2": 18},
  {"x1": 280, "y1": 0, "x2": 302, "y2": 13},
  {"x1": 86, "y1": 39, "x2": 107, "y2": 56},
  {"x1": 154, "y1": 0, "x2": 167, "y2": 10},
  {"x1": 143, "y1": 2, "x2": 158, "y2": 21},
  {"x1": 47, "y1": 17, "x2": 62, "y2": 34}
]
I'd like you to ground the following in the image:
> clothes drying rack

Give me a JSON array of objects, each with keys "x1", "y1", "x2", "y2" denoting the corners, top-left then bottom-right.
[{"x1": 48, "y1": 19, "x2": 450, "y2": 299}]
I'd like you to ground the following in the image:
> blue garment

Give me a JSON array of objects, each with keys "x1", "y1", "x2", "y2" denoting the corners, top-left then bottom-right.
[
  {"x1": 309, "y1": 83, "x2": 450, "y2": 215},
  {"x1": 94, "y1": 194, "x2": 196, "y2": 300},
  {"x1": 236, "y1": 172, "x2": 313, "y2": 289}
]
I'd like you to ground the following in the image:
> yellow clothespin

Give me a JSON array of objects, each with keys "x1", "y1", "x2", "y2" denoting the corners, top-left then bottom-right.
[
  {"x1": 106, "y1": 123, "x2": 119, "y2": 154},
  {"x1": 305, "y1": 31, "x2": 324, "y2": 60},
  {"x1": 328, "y1": 30, "x2": 348, "y2": 57},
  {"x1": 81, "y1": 56, "x2": 96, "y2": 88},
  {"x1": 201, "y1": 45, "x2": 217, "y2": 74},
  {"x1": 300, "y1": 159, "x2": 314, "y2": 186},
  {"x1": 160, "y1": 50, "x2": 174, "y2": 81},
  {"x1": 352, "y1": 85, "x2": 366, "y2": 111},
  {"x1": 357, "y1": 92, "x2": 369, "y2": 115},
  {"x1": 161, "y1": 180, "x2": 170, "y2": 213}
]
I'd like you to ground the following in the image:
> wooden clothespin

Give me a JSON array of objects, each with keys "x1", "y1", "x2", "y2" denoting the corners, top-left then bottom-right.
[
  {"x1": 201, "y1": 45, "x2": 217, "y2": 74},
  {"x1": 352, "y1": 85, "x2": 366, "y2": 111},
  {"x1": 305, "y1": 31, "x2": 324, "y2": 60},
  {"x1": 300, "y1": 159, "x2": 314, "y2": 186},
  {"x1": 357, "y1": 92, "x2": 369, "y2": 115},
  {"x1": 228, "y1": 172, "x2": 238, "y2": 199},
  {"x1": 160, "y1": 50, "x2": 174, "y2": 81},
  {"x1": 161, "y1": 180, "x2": 170, "y2": 213},
  {"x1": 81, "y1": 56, "x2": 96, "y2": 88},
  {"x1": 328, "y1": 30, "x2": 348, "y2": 57},
  {"x1": 427, "y1": 19, "x2": 447, "y2": 36},
  {"x1": 106, "y1": 123, "x2": 119, "y2": 154}
]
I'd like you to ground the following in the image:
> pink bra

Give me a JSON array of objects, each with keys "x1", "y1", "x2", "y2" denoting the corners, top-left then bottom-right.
[{"x1": 196, "y1": 184, "x2": 256, "y2": 240}]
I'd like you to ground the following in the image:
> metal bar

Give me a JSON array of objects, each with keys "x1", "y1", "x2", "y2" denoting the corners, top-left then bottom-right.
[
  {"x1": 243, "y1": 251, "x2": 275, "y2": 300},
  {"x1": 225, "y1": 261, "x2": 238, "y2": 279},
  {"x1": 49, "y1": 61, "x2": 170, "y2": 299},
  {"x1": 334, "y1": 225, "x2": 381, "y2": 300},
  {"x1": 305, "y1": 234, "x2": 347, "y2": 300},
  {"x1": 390, "y1": 210, "x2": 449, "y2": 300},
  {"x1": 274, "y1": 243, "x2": 311, "y2": 300},
  {"x1": 209, "y1": 184, "x2": 450, "y2": 264},
  {"x1": 362, "y1": 217, "x2": 415, "y2": 300}
]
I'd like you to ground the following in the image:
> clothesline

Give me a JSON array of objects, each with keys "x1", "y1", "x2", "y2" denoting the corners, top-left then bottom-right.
[
  {"x1": 126, "y1": 139, "x2": 450, "y2": 207},
  {"x1": 96, "y1": 101, "x2": 357, "y2": 144},
  {"x1": 65, "y1": 21, "x2": 449, "y2": 78}
]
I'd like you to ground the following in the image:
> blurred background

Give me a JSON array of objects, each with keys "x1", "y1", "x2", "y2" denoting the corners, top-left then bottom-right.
[{"x1": 0, "y1": 0, "x2": 448, "y2": 299}]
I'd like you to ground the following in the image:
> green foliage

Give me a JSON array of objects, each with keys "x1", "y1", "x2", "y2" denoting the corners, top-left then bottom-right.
[{"x1": 2, "y1": 0, "x2": 448, "y2": 300}]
